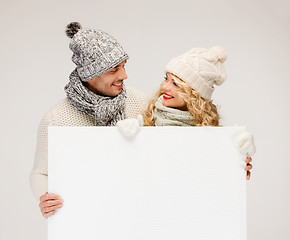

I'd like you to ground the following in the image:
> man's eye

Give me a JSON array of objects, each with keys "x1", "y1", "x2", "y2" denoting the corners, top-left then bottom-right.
[{"x1": 164, "y1": 76, "x2": 168, "y2": 80}]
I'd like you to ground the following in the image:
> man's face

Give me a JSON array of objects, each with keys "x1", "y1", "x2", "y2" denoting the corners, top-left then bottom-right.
[{"x1": 85, "y1": 60, "x2": 127, "y2": 97}]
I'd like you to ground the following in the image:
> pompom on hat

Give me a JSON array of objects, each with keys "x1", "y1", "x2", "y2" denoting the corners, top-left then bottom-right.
[
  {"x1": 65, "y1": 22, "x2": 129, "y2": 82},
  {"x1": 165, "y1": 46, "x2": 227, "y2": 100}
]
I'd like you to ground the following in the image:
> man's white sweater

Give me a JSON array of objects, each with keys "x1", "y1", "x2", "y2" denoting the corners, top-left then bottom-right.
[{"x1": 30, "y1": 87, "x2": 148, "y2": 200}]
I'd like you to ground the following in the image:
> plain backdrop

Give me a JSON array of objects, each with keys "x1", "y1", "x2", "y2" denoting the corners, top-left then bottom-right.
[{"x1": 0, "y1": 0, "x2": 289, "y2": 239}]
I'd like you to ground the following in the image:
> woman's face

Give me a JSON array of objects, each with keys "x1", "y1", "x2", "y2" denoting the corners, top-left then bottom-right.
[{"x1": 160, "y1": 73, "x2": 187, "y2": 111}]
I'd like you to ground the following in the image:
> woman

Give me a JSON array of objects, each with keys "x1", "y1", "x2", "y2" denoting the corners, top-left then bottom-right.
[
  {"x1": 143, "y1": 72, "x2": 219, "y2": 127},
  {"x1": 118, "y1": 46, "x2": 255, "y2": 179},
  {"x1": 143, "y1": 46, "x2": 226, "y2": 127}
]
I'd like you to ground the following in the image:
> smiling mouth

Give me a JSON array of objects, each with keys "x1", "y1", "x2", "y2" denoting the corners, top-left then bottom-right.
[
  {"x1": 163, "y1": 93, "x2": 174, "y2": 99},
  {"x1": 112, "y1": 82, "x2": 123, "y2": 88}
]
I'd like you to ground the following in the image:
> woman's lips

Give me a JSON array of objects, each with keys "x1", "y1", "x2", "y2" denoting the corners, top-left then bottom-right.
[{"x1": 163, "y1": 93, "x2": 174, "y2": 99}]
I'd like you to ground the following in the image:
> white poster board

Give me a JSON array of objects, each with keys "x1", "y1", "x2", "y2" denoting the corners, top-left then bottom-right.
[{"x1": 48, "y1": 127, "x2": 247, "y2": 240}]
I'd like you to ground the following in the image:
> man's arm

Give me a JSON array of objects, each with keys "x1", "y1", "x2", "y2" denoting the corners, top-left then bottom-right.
[
  {"x1": 30, "y1": 114, "x2": 63, "y2": 218},
  {"x1": 30, "y1": 116, "x2": 49, "y2": 199}
]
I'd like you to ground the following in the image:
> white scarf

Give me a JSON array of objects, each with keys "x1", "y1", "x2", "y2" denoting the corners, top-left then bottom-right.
[{"x1": 154, "y1": 96, "x2": 194, "y2": 126}]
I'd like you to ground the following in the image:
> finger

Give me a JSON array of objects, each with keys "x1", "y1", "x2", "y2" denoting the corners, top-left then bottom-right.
[
  {"x1": 39, "y1": 192, "x2": 48, "y2": 202},
  {"x1": 39, "y1": 199, "x2": 63, "y2": 209},
  {"x1": 42, "y1": 204, "x2": 63, "y2": 214},
  {"x1": 40, "y1": 193, "x2": 62, "y2": 203},
  {"x1": 43, "y1": 210, "x2": 56, "y2": 218},
  {"x1": 43, "y1": 203, "x2": 63, "y2": 213},
  {"x1": 246, "y1": 171, "x2": 251, "y2": 180},
  {"x1": 244, "y1": 164, "x2": 253, "y2": 171},
  {"x1": 245, "y1": 157, "x2": 252, "y2": 163}
]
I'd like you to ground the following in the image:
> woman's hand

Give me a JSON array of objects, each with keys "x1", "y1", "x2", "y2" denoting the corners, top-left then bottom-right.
[
  {"x1": 39, "y1": 192, "x2": 63, "y2": 218},
  {"x1": 235, "y1": 131, "x2": 256, "y2": 156},
  {"x1": 117, "y1": 115, "x2": 144, "y2": 137},
  {"x1": 244, "y1": 157, "x2": 253, "y2": 180}
]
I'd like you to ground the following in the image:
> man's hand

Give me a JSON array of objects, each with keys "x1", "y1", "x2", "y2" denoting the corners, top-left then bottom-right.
[
  {"x1": 244, "y1": 157, "x2": 253, "y2": 180},
  {"x1": 39, "y1": 193, "x2": 63, "y2": 218}
]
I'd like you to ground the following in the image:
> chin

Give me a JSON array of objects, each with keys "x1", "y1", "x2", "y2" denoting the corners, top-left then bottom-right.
[
  {"x1": 162, "y1": 100, "x2": 172, "y2": 108},
  {"x1": 110, "y1": 89, "x2": 123, "y2": 97}
]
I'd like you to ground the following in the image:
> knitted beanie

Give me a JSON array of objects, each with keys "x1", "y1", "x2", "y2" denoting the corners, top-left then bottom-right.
[
  {"x1": 65, "y1": 22, "x2": 129, "y2": 82},
  {"x1": 165, "y1": 46, "x2": 227, "y2": 100}
]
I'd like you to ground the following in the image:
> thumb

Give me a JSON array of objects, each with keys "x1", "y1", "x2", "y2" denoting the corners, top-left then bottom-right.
[{"x1": 137, "y1": 114, "x2": 144, "y2": 126}]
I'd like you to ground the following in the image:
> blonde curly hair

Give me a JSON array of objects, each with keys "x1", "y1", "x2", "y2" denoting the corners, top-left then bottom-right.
[{"x1": 143, "y1": 73, "x2": 221, "y2": 126}]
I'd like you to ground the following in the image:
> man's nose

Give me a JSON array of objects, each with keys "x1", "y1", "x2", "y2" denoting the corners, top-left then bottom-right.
[{"x1": 119, "y1": 67, "x2": 127, "y2": 80}]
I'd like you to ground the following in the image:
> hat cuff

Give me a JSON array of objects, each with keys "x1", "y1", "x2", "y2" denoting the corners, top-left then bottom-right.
[
  {"x1": 77, "y1": 54, "x2": 129, "y2": 82},
  {"x1": 165, "y1": 58, "x2": 214, "y2": 100}
]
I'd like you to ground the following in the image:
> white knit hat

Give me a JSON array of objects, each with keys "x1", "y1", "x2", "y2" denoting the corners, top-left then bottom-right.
[{"x1": 165, "y1": 46, "x2": 227, "y2": 100}]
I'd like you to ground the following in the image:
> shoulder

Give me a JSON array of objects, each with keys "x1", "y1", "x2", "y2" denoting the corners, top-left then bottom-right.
[
  {"x1": 125, "y1": 87, "x2": 149, "y2": 118},
  {"x1": 126, "y1": 86, "x2": 146, "y2": 98},
  {"x1": 126, "y1": 86, "x2": 149, "y2": 103},
  {"x1": 39, "y1": 98, "x2": 95, "y2": 127}
]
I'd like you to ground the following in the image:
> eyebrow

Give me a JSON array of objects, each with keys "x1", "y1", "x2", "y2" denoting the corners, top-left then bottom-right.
[{"x1": 112, "y1": 61, "x2": 127, "y2": 70}]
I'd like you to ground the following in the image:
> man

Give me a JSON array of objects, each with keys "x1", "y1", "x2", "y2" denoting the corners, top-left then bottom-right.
[{"x1": 30, "y1": 22, "x2": 147, "y2": 218}]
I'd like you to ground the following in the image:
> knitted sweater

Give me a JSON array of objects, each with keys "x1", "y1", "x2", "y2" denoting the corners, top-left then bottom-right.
[{"x1": 30, "y1": 87, "x2": 148, "y2": 200}]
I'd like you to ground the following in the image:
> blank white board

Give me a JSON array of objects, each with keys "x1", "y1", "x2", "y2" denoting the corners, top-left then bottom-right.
[{"x1": 48, "y1": 126, "x2": 247, "y2": 240}]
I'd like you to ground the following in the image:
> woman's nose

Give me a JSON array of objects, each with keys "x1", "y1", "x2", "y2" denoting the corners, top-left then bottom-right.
[{"x1": 161, "y1": 80, "x2": 170, "y2": 91}]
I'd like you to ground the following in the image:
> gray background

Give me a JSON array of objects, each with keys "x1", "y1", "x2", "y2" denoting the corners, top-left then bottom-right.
[{"x1": 0, "y1": 0, "x2": 289, "y2": 239}]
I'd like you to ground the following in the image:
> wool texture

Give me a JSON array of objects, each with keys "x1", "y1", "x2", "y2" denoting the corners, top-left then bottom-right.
[
  {"x1": 67, "y1": 22, "x2": 129, "y2": 82},
  {"x1": 165, "y1": 46, "x2": 227, "y2": 100},
  {"x1": 64, "y1": 69, "x2": 126, "y2": 126},
  {"x1": 30, "y1": 87, "x2": 149, "y2": 200},
  {"x1": 154, "y1": 97, "x2": 194, "y2": 126}
]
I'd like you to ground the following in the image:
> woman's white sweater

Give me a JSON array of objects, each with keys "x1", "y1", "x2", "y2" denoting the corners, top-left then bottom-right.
[{"x1": 30, "y1": 87, "x2": 148, "y2": 200}]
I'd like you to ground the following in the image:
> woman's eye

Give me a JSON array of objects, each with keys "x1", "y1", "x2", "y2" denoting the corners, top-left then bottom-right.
[
  {"x1": 164, "y1": 76, "x2": 168, "y2": 80},
  {"x1": 173, "y1": 82, "x2": 178, "y2": 87}
]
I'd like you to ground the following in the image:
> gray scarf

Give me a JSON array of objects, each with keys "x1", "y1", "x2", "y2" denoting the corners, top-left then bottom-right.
[
  {"x1": 64, "y1": 69, "x2": 126, "y2": 126},
  {"x1": 154, "y1": 96, "x2": 194, "y2": 126}
]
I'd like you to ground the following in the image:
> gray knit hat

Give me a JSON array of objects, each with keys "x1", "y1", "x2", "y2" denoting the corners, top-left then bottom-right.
[{"x1": 65, "y1": 22, "x2": 129, "y2": 82}]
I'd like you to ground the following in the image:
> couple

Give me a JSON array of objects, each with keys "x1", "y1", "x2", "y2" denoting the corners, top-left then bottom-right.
[{"x1": 30, "y1": 22, "x2": 255, "y2": 218}]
